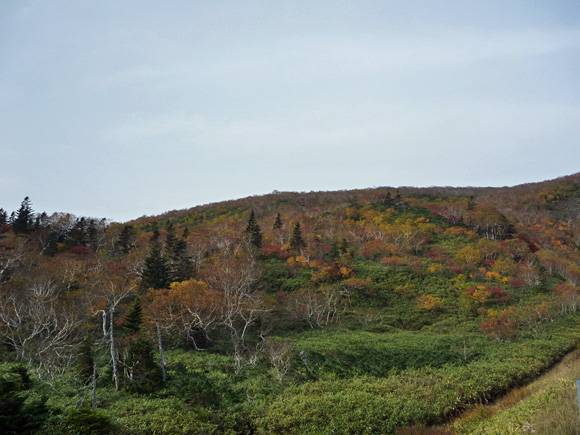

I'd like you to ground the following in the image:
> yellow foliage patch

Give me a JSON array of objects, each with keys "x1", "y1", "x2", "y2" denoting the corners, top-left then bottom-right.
[{"x1": 416, "y1": 294, "x2": 444, "y2": 310}]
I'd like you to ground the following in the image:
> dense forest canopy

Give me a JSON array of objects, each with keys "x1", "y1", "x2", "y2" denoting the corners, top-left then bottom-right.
[{"x1": 1, "y1": 173, "x2": 580, "y2": 434}]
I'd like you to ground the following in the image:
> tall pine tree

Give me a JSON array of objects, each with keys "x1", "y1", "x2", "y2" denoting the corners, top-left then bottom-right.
[
  {"x1": 290, "y1": 222, "x2": 306, "y2": 253},
  {"x1": 141, "y1": 229, "x2": 171, "y2": 290},
  {"x1": 123, "y1": 338, "x2": 163, "y2": 393},
  {"x1": 123, "y1": 298, "x2": 143, "y2": 335},
  {"x1": 164, "y1": 221, "x2": 177, "y2": 253},
  {"x1": 76, "y1": 338, "x2": 95, "y2": 386},
  {"x1": 66, "y1": 217, "x2": 88, "y2": 248},
  {"x1": 114, "y1": 225, "x2": 136, "y2": 255},
  {"x1": 12, "y1": 197, "x2": 34, "y2": 234},
  {"x1": 273, "y1": 213, "x2": 283, "y2": 230},
  {"x1": 245, "y1": 209, "x2": 263, "y2": 249},
  {"x1": 170, "y1": 229, "x2": 193, "y2": 282}
]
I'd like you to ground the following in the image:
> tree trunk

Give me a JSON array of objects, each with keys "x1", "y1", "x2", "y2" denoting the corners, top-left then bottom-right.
[
  {"x1": 156, "y1": 323, "x2": 166, "y2": 383},
  {"x1": 109, "y1": 306, "x2": 119, "y2": 391},
  {"x1": 102, "y1": 310, "x2": 108, "y2": 339},
  {"x1": 91, "y1": 362, "x2": 97, "y2": 410}
]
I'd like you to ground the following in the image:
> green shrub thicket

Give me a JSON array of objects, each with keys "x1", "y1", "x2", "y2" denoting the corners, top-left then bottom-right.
[{"x1": 256, "y1": 317, "x2": 580, "y2": 434}]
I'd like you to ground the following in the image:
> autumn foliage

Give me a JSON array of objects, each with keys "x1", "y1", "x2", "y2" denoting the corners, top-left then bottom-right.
[{"x1": 1, "y1": 173, "x2": 580, "y2": 433}]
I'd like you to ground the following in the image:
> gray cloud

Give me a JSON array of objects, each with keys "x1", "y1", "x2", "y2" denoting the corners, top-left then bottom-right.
[{"x1": 1, "y1": 1, "x2": 579, "y2": 221}]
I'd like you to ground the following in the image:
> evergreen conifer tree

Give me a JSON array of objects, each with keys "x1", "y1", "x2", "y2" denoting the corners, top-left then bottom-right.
[
  {"x1": 124, "y1": 298, "x2": 143, "y2": 335},
  {"x1": 290, "y1": 222, "x2": 306, "y2": 253},
  {"x1": 66, "y1": 217, "x2": 88, "y2": 248},
  {"x1": 77, "y1": 338, "x2": 95, "y2": 386},
  {"x1": 123, "y1": 338, "x2": 162, "y2": 393},
  {"x1": 245, "y1": 210, "x2": 263, "y2": 249},
  {"x1": 170, "y1": 231, "x2": 193, "y2": 282},
  {"x1": 114, "y1": 225, "x2": 135, "y2": 255},
  {"x1": 273, "y1": 213, "x2": 283, "y2": 230},
  {"x1": 12, "y1": 197, "x2": 34, "y2": 234},
  {"x1": 329, "y1": 239, "x2": 340, "y2": 260},
  {"x1": 141, "y1": 232, "x2": 171, "y2": 290},
  {"x1": 43, "y1": 231, "x2": 59, "y2": 257},
  {"x1": 0, "y1": 365, "x2": 50, "y2": 432},
  {"x1": 86, "y1": 219, "x2": 100, "y2": 251},
  {"x1": 164, "y1": 221, "x2": 177, "y2": 253},
  {"x1": 340, "y1": 238, "x2": 349, "y2": 255},
  {"x1": 33, "y1": 212, "x2": 48, "y2": 231}
]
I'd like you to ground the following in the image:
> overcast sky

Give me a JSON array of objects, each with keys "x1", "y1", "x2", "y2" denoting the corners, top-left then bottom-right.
[{"x1": 1, "y1": 1, "x2": 580, "y2": 222}]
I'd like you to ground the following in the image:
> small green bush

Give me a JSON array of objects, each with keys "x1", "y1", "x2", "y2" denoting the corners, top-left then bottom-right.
[
  {"x1": 0, "y1": 364, "x2": 50, "y2": 434},
  {"x1": 64, "y1": 408, "x2": 113, "y2": 435}
]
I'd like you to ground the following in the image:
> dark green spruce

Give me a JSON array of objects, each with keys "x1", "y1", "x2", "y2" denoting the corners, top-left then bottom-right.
[
  {"x1": 12, "y1": 197, "x2": 34, "y2": 234},
  {"x1": 141, "y1": 228, "x2": 171, "y2": 290},
  {"x1": 245, "y1": 209, "x2": 263, "y2": 249},
  {"x1": 289, "y1": 222, "x2": 306, "y2": 253}
]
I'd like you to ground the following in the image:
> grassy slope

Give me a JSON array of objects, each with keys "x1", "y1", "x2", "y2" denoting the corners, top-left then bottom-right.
[
  {"x1": 256, "y1": 317, "x2": 580, "y2": 435},
  {"x1": 451, "y1": 347, "x2": 580, "y2": 435},
  {"x1": 33, "y1": 316, "x2": 580, "y2": 434}
]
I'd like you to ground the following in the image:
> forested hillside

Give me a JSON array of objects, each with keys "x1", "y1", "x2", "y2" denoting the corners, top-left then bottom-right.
[{"x1": 2, "y1": 173, "x2": 580, "y2": 434}]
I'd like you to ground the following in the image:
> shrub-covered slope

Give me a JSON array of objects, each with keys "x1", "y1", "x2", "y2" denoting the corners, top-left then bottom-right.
[{"x1": 0, "y1": 173, "x2": 579, "y2": 433}]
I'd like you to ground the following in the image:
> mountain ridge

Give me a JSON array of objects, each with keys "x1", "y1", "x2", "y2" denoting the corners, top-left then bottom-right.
[{"x1": 126, "y1": 171, "x2": 580, "y2": 225}]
